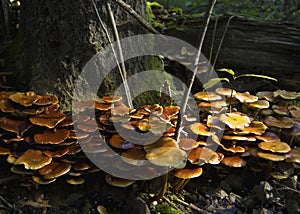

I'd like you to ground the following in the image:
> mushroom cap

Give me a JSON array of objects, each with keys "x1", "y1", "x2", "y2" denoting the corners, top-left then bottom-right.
[
  {"x1": 146, "y1": 147, "x2": 186, "y2": 168},
  {"x1": 187, "y1": 147, "x2": 221, "y2": 165},
  {"x1": 101, "y1": 96, "x2": 122, "y2": 103},
  {"x1": 286, "y1": 148, "x2": 300, "y2": 163},
  {"x1": 105, "y1": 174, "x2": 135, "y2": 187},
  {"x1": 288, "y1": 105, "x2": 300, "y2": 118},
  {"x1": 32, "y1": 175, "x2": 56, "y2": 184},
  {"x1": 34, "y1": 95, "x2": 59, "y2": 106},
  {"x1": 221, "y1": 156, "x2": 246, "y2": 167},
  {"x1": 77, "y1": 118, "x2": 98, "y2": 133},
  {"x1": 94, "y1": 101, "x2": 113, "y2": 111},
  {"x1": 162, "y1": 105, "x2": 180, "y2": 118},
  {"x1": 256, "y1": 132, "x2": 281, "y2": 142},
  {"x1": 272, "y1": 105, "x2": 289, "y2": 116},
  {"x1": 178, "y1": 138, "x2": 206, "y2": 150},
  {"x1": 10, "y1": 165, "x2": 34, "y2": 175},
  {"x1": 39, "y1": 161, "x2": 71, "y2": 179},
  {"x1": 234, "y1": 92, "x2": 258, "y2": 103},
  {"x1": 0, "y1": 117, "x2": 31, "y2": 136},
  {"x1": 215, "y1": 88, "x2": 236, "y2": 97},
  {"x1": 264, "y1": 116, "x2": 294, "y2": 129},
  {"x1": 274, "y1": 90, "x2": 300, "y2": 100},
  {"x1": 233, "y1": 121, "x2": 268, "y2": 135},
  {"x1": 256, "y1": 91, "x2": 274, "y2": 102},
  {"x1": 223, "y1": 135, "x2": 256, "y2": 141},
  {"x1": 66, "y1": 177, "x2": 85, "y2": 185},
  {"x1": 143, "y1": 137, "x2": 178, "y2": 152},
  {"x1": 15, "y1": 149, "x2": 52, "y2": 170},
  {"x1": 172, "y1": 167, "x2": 203, "y2": 179},
  {"x1": 194, "y1": 91, "x2": 222, "y2": 101},
  {"x1": 248, "y1": 100, "x2": 270, "y2": 110},
  {"x1": 219, "y1": 112, "x2": 251, "y2": 129},
  {"x1": 0, "y1": 99, "x2": 16, "y2": 113},
  {"x1": 34, "y1": 129, "x2": 70, "y2": 144},
  {"x1": 43, "y1": 147, "x2": 69, "y2": 157},
  {"x1": 121, "y1": 148, "x2": 147, "y2": 166},
  {"x1": 111, "y1": 104, "x2": 132, "y2": 116},
  {"x1": 256, "y1": 151, "x2": 286, "y2": 161},
  {"x1": 258, "y1": 141, "x2": 291, "y2": 153},
  {"x1": 109, "y1": 134, "x2": 134, "y2": 149},
  {"x1": 30, "y1": 108, "x2": 66, "y2": 128},
  {"x1": 188, "y1": 122, "x2": 215, "y2": 136},
  {"x1": 9, "y1": 91, "x2": 38, "y2": 107}
]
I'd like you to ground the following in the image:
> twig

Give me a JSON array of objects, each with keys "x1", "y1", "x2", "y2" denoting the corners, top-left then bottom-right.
[
  {"x1": 106, "y1": 2, "x2": 133, "y2": 108},
  {"x1": 174, "y1": 0, "x2": 217, "y2": 141},
  {"x1": 272, "y1": 180, "x2": 300, "y2": 194},
  {"x1": 211, "y1": 15, "x2": 234, "y2": 69},
  {"x1": 162, "y1": 196, "x2": 182, "y2": 211},
  {"x1": 114, "y1": 0, "x2": 160, "y2": 34},
  {"x1": 175, "y1": 197, "x2": 205, "y2": 213}
]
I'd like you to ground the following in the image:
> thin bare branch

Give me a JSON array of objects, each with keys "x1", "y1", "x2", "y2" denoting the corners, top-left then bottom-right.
[
  {"x1": 114, "y1": 0, "x2": 160, "y2": 34},
  {"x1": 174, "y1": 0, "x2": 217, "y2": 141}
]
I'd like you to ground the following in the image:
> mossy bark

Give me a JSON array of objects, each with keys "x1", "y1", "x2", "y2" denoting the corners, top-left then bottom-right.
[{"x1": 1, "y1": 0, "x2": 171, "y2": 111}]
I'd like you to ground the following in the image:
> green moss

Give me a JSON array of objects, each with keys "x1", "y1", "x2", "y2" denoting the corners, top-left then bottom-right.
[
  {"x1": 151, "y1": 202, "x2": 184, "y2": 214},
  {"x1": 169, "y1": 7, "x2": 183, "y2": 16}
]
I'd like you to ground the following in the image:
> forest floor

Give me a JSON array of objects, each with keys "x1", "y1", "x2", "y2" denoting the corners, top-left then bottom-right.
[{"x1": 0, "y1": 155, "x2": 299, "y2": 214}]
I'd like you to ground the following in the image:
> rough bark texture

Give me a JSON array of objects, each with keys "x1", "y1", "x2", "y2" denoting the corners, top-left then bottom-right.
[
  {"x1": 6, "y1": 0, "x2": 149, "y2": 110},
  {"x1": 167, "y1": 16, "x2": 300, "y2": 91}
]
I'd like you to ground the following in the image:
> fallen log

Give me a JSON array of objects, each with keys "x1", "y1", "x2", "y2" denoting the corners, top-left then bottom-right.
[{"x1": 166, "y1": 15, "x2": 300, "y2": 91}]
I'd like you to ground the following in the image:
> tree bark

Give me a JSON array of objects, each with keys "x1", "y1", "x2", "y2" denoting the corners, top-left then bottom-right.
[
  {"x1": 166, "y1": 15, "x2": 300, "y2": 91},
  {"x1": 5, "y1": 0, "x2": 151, "y2": 110}
]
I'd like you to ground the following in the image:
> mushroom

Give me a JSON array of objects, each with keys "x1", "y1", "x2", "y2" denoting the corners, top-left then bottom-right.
[
  {"x1": 258, "y1": 141, "x2": 291, "y2": 154},
  {"x1": 219, "y1": 112, "x2": 251, "y2": 129},
  {"x1": 273, "y1": 90, "x2": 300, "y2": 100},
  {"x1": 66, "y1": 177, "x2": 85, "y2": 185},
  {"x1": 172, "y1": 167, "x2": 203, "y2": 192},
  {"x1": 34, "y1": 129, "x2": 70, "y2": 145},
  {"x1": 288, "y1": 105, "x2": 300, "y2": 118},
  {"x1": 0, "y1": 117, "x2": 31, "y2": 137},
  {"x1": 272, "y1": 105, "x2": 289, "y2": 116},
  {"x1": 105, "y1": 174, "x2": 135, "y2": 187},
  {"x1": 264, "y1": 116, "x2": 294, "y2": 129},
  {"x1": 188, "y1": 122, "x2": 215, "y2": 136},
  {"x1": 194, "y1": 91, "x2": 222, "y2": 102},
  {"x1": 221, "y1": 156, "x2": 246, "y2": 167},
  {"x1": 14, "y1": 149, "x2": 52, "y2": 170},
  {"x1": 9, "y1": 91, "x2": 38, "y2": 107},
  {"x1": 187, "y1": 147, "x2": 221, "y2": 165},
  {"x1": 34, "y1": 95, "x2": 59, "y2": 106},
  {"x1": 30, "y1": 108, "x2": 66, "y2": 129},
  {"x1": 38, "y1": 161, "x2": 71, "y2": 179}
]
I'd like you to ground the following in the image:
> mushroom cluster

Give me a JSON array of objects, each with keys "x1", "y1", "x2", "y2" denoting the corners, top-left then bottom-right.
[
  {"x1": 0, "y1": 91, "x2": 98, "y2": 185},
  {"x1": 0, "y1": 88, "x2": 299, "y2": 190}
]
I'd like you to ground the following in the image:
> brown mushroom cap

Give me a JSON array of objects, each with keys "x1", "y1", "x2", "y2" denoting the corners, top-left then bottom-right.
[
  {"x1": 221, "y1": 156, "x2": 246, "y2": 167},
  {"x1": 274, "y1": 90, "x2": 300, "y2": 100},
  {"x1": 173, "y1": 167, "x2": 203, "y2": 179},
  {"x1": 34, "y1": 129, "x2": 70, "y2": 145},
  {"x1": 94, "y1": 101, "x2": 113, "y2": 111},
  {"x1": 15, "y1": 149, "x2": 52, "y2": 170},
  {"x1": 256, "y1": 151, "x2": 286, "y2": 161},
  {"x1": 258, "y1": 141, "x2": 291, "y2": 153},
  {"x1": 215, "y1": 88, "x2": 236, "y2": 97},
  {"x1": 0, "y1": 117, "x2": 31, "y2": 137},
  {"x1": 219, "y1": 112, "x2": 251, "y2": 129},
  {"x1": 234, "y1": 92, "x2": 258, "y2": 103},
  {"x1": 121, "y1": 148, "x2": 147, "y2": 166},
  {"x1": 194, "y1": 91, "x2": 222, "y2": 101},
  {"x1": 32, "y1": 175, "x2": 56, "y2": 184},
  {"x1": 30, "y1": 108, "x2": 66, "y2": 128},
  {"x1": 10, "y1": 165, "x2": 34, "y2": 175},
  {"x1": 256, "y1": 91, "x2": 274, "y2": 102},
  {"x1": 272, "y1": 105, "x2": 289, "y2": 116},
  {"x1": 66, "y1": 176, "x2": 85, "y2": 185},
  {"x1": 188, "y1": 122, "x2": 215, "y2": 136},
  {"x1": 256, "y1": 132, "x2": 281, "y2": 142},
  {"x1": 34, "y1": 95, "x2": 59, "y2": 106},
  {"x1": 39, "y1": 161, "x2": 71, "y2": 179},
  {"x1": 223, "y1": 135, "x2": 256, "y2": 141},
  {"x1": 264, "y1": 116, "x2": 294, "y2": 129},
  {"x1": 187, "y1": 147, "x2": 221, "y2": 165},
  {"x1": 105, "y1": 174, "x2": 135, "y2": 187},
  {"x1": 248, "y1": 100, "x2": 270, "y2": 110},
  {"x1": 109, "y1": 134, "x2": 134, "y2": 149},
  {"x1": 286, "y1": 148, "x2": 300, "y2": 163},
  {"x1": 77, "y1": 118, "x2": 98, "y2": 133},
  {"x1": 178, "y1": 138, "x2": 206, "y2": 150},
  {"x1": 233, "y1": 121, "x2": 268, "y2": 135},
  {"x1": 163, "y1": 105, "x2": 180, "y2": 118},
  {"x1": 0, "y1": 99, "x2": 16, "y2": 113},
  {"x1": 143, "y1": 137, "x2": 178, "y2": 152},
  {"x1": 288, "y1": 105, "x2": 300, "y2": 118},
  {"x1": 9, "y1": 91, "x2": 38, "y2": 107},
  {"x1": 146, "y1": 147, "x2": 187, "y2": 168},
  {"x1": 101, "y1": 96, "x2": 122, "y2": 103}
]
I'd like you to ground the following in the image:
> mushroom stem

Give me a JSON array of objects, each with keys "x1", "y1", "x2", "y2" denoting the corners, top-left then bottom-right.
[
  {"x1": 289, "y1": 135, "x2": 295, "y2": 145},
  {"x1": 155, "y1": 173, "x2": 168, "y2": 201},
  {"x1": 172, "y1": 178, "x2": 190, "y2": 192}
]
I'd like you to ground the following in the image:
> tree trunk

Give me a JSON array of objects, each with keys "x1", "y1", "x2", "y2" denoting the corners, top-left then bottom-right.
[
  {"x1": 166, "y1": 15, "x2": 300, "y2": 91},
  {"x1": 4, "y1": 0, "x2": 153, "y2": 110}
]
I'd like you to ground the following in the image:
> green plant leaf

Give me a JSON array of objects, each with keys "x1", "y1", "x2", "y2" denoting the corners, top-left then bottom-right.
[
  {"x1": 203, "y1": 78, "x2": 230, "y2": 90},
  {"x1": 235, "y1": 74, "x2": 277, "y2": 82},
  {"x1": 217, "y1": 68, "x2": 235, "y2": 76}
]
